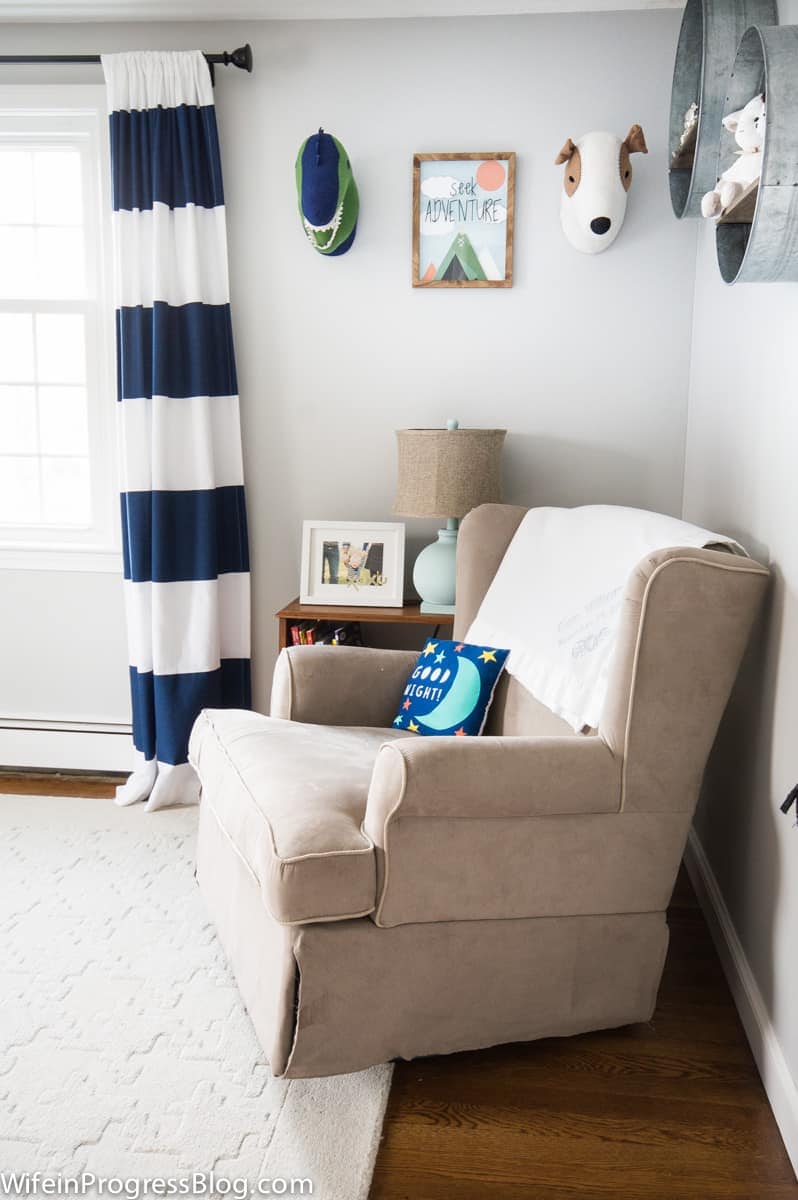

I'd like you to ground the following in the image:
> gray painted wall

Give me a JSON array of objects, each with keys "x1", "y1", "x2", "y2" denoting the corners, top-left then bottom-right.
[
  {"x1": 684, "y1": 175, "x2": 798, "y2": 1136},
  {"x1": 681, "y1": 0, "x2": 798, "y2": 1150},
  {"x1": 0, "y1": 8, "x2": 694, "y2": 722}
]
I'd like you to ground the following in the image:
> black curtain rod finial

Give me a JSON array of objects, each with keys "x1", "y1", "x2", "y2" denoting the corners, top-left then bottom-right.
[{"x1": 224, "y1": 44, "x2": 253, "y2": 72}]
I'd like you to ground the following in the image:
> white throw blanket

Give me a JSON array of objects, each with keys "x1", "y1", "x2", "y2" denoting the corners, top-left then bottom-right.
[{"x1": 465, "y1": 506, "x2": 745, "y2": 732}]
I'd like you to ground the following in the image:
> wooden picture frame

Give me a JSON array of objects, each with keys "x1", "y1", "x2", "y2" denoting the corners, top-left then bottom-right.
[
  {"x1": 412, "y1": 152, "x2": 516, "y2": 288},
  {"x1": 300, "y1": 520, "x2": 406, "y2": 608}
]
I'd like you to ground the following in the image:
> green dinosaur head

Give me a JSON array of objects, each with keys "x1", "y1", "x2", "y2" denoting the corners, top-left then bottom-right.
[{"x1": 295, "y1": 128, "x2": 359, "y2": 256}]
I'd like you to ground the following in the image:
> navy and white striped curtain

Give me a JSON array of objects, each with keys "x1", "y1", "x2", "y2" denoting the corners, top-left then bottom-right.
[{"x1": 103, "y1": 51, "x2": 251, "y2": 811}]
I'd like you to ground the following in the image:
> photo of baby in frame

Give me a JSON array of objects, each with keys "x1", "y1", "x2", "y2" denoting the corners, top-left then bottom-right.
[{"x1": 300, "y1": 521, "x2": 405, "y2": 607}]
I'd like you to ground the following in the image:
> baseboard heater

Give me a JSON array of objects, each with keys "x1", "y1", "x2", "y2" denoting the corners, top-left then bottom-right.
[{"x1": 0, "y1": 716, "x2": 133, "y2": 773}]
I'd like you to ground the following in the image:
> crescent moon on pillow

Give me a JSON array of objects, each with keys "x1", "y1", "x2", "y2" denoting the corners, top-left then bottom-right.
[{"x1": 416, "y1": 656, "x2": 481, "y2": 731}]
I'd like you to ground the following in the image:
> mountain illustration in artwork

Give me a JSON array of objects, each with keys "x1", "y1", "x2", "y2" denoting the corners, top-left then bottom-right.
[
  {"x1": 434, "y1": 231, "x2": 488, "y2": 282},
  {"x1": 477, "y1": 246, "x2": 502, "y2": 281}
]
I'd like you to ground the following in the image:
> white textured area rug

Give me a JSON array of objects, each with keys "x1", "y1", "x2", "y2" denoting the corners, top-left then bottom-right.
[{"x1": 0, "y1": 795, "x2": 392, "y2": 1197}]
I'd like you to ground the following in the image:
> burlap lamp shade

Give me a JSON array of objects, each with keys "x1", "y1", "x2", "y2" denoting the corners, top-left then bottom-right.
[
  {"x1": 393, "y1": 420, "x2": 507, "y2": 613},
  {"x1": 394, "y1": 427, "x2": 506, "y2": 519}
]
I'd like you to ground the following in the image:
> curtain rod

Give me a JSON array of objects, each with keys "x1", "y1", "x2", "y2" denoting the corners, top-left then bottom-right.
[{"x1": 0, "y1": 43, "x2": 253, "y2": 82}]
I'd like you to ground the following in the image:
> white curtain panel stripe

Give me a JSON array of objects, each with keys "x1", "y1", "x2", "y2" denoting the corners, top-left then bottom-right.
[
  {"x1": 102, "y1": 49, "x2": 214, "y2": 112},
  {"x1": 103, "y1": 50, "x2": 251, "y2": 812},
  {"x1": 112, "y1": 205, "x2": 231, "y2": 308},
  {"x1": 123, "y1": 575, "x2": 251, "y2": 677},
  {"x1": 119, "y1": 395, "x2": 245, "y2": 493}
]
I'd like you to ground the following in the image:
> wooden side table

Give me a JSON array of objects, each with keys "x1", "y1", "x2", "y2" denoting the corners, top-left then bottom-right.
[{"x1": 275, "y1": 597, "x2": 454, "y2": 651}]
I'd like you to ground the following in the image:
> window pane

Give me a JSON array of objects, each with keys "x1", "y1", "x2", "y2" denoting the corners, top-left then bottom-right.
[
  {"x1": 39, "y1": 386, "x2": 88, "y2": 455},
  {"x1": 0, "y1": 117, "x2": 111, "y2": 554},
  {"x1": 0, "y1": 227, "x2": 35, "y2": 300},
  {"x1": 34, "y1": 150, "x2": 83, "y2": 227},
  {"x1": 0, "y1": 150, "x2": 34, "y2": 223},
  {"x1": 0, "y1": 456, "x2": 40, "y2": 525},
  {"x1": 41, "y1": 456, "x2": 90, "y2": 526},
  {"x1": 0, "y1": 313, "x2": 35, "y2": 382},
  {"x1": 36, "y1": 227, "x2": 86, "y2": 299},
  {"x1": 36, "y1": 313, "x2": 85, "y2": 384},
  {"x1": 0, "y1": 386, "x2": 37, "y2": 453},
  {"x1": 0, "y1": 229, "x2": 86, "y2": 300}
]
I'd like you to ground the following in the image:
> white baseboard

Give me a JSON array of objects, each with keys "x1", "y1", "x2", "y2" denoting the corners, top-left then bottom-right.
[
  {"x1": 0, "y1": 723, "x2": 133, "y2": 773},
  {"x1": 685, "y1": 828, "x2": 798, "y2": 1178}
]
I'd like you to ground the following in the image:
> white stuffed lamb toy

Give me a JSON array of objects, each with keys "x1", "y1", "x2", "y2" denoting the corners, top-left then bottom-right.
[{"x1": 701, "y1": 93, "x2": 766, "y2": 218}]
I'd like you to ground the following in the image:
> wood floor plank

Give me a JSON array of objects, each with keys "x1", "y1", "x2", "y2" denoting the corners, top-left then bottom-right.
[{"x1": 0, "y1": 771, "x2": 120, "y2": 798}]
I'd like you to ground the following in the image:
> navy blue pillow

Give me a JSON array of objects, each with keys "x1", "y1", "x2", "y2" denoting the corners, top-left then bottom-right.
[{"x1": 393, "y1": 639, "x2": 509, "y2": 737}]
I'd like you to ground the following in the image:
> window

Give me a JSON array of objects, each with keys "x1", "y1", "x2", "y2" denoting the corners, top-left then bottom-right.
[{"x1": 0, "y1": 86, "x2": 119, "y2": 571}]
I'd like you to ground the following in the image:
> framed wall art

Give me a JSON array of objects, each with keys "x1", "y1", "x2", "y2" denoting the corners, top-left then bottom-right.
[
  {"x1": 412, "y1": 152, "x2": 516, "y2": 288},
  {"x1": 300, "y1": 520, "x2": 406, "y2": 607}
]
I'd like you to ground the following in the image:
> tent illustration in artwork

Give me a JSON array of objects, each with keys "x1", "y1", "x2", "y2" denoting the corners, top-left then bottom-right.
[{"x1": 435, "y1": 231, "x2": 486, "y2": 282}]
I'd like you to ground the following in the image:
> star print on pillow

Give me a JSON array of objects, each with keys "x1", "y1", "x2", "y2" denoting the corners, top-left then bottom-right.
[{"x1": 392, "y1": 639, "x2": 510, "y2": 737}]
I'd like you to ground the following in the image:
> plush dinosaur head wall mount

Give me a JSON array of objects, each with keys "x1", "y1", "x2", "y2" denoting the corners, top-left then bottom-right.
[
  {"x1": 555, "y1": 125, "x2": 647, "y2": 254},
  {"x1": 296, "y1": 128, "x2": 359, "y2": 256}
]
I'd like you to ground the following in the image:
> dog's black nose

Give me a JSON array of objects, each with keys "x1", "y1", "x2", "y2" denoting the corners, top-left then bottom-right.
[{"x1": 590, "y1": 216, "x2": 612, "y2": 235}]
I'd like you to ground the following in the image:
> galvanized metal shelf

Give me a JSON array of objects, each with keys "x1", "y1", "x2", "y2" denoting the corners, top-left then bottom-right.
[
  {"x1": 668, "y1": 0, "x2": 777, "y2": 219},
  {"x1": 716, "y1": 24, "x2": 798, "y2": 283}
]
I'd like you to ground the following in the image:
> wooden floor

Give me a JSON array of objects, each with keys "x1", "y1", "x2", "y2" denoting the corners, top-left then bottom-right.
[
  {"x1": 3, "y1": 773, "x2": 795, "y2": 1198},
  {"x1": 0, "y1": 770, "x2": 126, "y2": 798}
]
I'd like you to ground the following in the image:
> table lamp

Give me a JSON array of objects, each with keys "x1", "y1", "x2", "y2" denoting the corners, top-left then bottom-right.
[{"x1": 394, "y1": 419, "x2": 506, "y2": 613}]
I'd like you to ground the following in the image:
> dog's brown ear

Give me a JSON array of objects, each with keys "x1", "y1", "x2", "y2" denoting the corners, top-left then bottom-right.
[
  {"x1": 623, "y1": 124, "x2": 648, "y2": 155},
  {"x1": 555, "y1": 137, "x2": 577, "y2": 165}
]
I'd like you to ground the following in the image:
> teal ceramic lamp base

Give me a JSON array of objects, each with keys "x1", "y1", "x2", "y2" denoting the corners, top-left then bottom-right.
[{"x1": 413, "y1": 519, "x2": 458, "y2": 614}]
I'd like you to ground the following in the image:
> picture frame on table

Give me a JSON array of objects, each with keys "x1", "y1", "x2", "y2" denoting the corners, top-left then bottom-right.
[{"x1": 299, "y1": 520, "x2": 406, "y2": 608}]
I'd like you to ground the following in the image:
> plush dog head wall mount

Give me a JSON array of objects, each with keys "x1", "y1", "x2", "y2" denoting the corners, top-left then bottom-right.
[{"x1": 555, "y1": 125, "x2": 648, "y2": 254}]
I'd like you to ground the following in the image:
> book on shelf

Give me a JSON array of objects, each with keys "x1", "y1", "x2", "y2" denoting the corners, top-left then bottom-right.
[
  {"x1": 289, "y1": 620, "x2": 364, "y2": 647},
  {"x1": 290, "y1": 621, "x2": 316, "y2": 645}
]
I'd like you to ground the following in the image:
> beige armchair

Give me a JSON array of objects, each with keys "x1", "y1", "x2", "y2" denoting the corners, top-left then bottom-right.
[{"x1": 190, "y1": 504, "x2": 767, "y2": 1078}]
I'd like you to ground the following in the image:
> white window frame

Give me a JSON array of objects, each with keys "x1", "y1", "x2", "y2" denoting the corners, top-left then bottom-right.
[{"x1": 0, "y1": 84, "x2": 120, "y2": 574}]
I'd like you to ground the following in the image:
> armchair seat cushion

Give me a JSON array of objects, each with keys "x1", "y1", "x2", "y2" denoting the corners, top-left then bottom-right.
[{"x1": 189, "y1": 709, "x2": 411, "y2": 925}]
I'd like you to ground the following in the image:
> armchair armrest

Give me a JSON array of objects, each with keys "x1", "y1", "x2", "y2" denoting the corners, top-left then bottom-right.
[
  {"x1": 363, "y1": 735, "x2": 624, "y2": 927},
  {"x1": 270, "y1": 645, "x2": 419, "y2": 728},
  {"x1": 366, "y1": 734, "x2": 620, "y2": 822}
]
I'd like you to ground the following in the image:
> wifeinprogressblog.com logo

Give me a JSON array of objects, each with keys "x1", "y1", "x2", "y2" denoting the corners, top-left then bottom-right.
[{"x1": 0, "y1": 1175, "x2": 313, "y2": 1198}]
